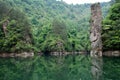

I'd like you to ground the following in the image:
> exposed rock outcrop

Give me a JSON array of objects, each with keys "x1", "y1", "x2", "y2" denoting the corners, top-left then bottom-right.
[
  {"x1": 50, "y1": 51, "x2": 88, "y2": 56},
  {"x1": 90, "y1": 3, "x2": 103, "y2": 80},
  {"x1": 90, "y1": 3, "x2": 102, "y2": 57},
  {"x1": 2, "y1": 20, "x2": 9, "y2": 36},
  {"x1": 0, "y1": 52, "x2": 34, "y2": 58},
  {"x1": 103, "y1": 51, "x2": 120, "y2": 57}
]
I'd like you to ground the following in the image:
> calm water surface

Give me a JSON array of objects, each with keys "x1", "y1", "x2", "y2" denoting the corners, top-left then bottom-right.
[{"x1": 0, "y1": 55, "x2": 120, "y2": 80}]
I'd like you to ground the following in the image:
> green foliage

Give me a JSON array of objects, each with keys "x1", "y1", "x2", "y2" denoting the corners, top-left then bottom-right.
[
  {"x1": 103, "y1": 57, "x2": 120, "y2": 80},
  {"x1": 102, "y1": 3, "x2": 120, "y2": 50},
  {"x1": 0, "y1": 55, "x2": 92, "y2": 80},
  {"x1": 115, "y1": 0, "x2": 120, "y2": 3},
  {"x1": 0, "y1": 56, "x2": 120, "y2": 80},
  {"x1": 52, "y1": 19, "x2": 67, "y2": 41},
  {"x1": 0, "y1": 1, "x2": 33, "y2": 53},
  {"x1": 0, "y1": 0, "x2": 110, "y2": 53}
]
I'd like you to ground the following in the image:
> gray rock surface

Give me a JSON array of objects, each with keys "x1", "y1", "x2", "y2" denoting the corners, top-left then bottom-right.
[{"x1": 90, "y1": 3, "x2": 102, "y2": 57}]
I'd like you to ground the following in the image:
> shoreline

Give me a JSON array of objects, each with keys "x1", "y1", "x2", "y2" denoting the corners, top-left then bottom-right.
[
  {"x1": 0, "y1": 50, "x2": 120, "y2": 58},
  {"x1": 0, "y1": 52, "x2": 34, "y2": 58}
]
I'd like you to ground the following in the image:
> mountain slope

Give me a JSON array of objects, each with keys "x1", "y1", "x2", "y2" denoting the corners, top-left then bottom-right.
[
  {"x1": 0, "y1": 0, "x2": 110, "y2": 52},
  {"x1": 0, "y1": 0, "x2": 33, "y2": 53}
]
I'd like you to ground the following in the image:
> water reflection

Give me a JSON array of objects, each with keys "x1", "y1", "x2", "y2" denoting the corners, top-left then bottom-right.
[
  {"x1": 91, "y1": 57, "x2": 103, "y2": 80},
  {"x1": 0, "y1": 55, "x2": 92, "y2": 80},
  {"x1": 0, "y1": 55, "x2": 120, "y2": 80}
]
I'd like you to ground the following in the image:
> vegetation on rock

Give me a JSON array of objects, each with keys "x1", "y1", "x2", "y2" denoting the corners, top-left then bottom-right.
[{"x1": 0, "y1": 1, "x2": 33, "y2": 53}]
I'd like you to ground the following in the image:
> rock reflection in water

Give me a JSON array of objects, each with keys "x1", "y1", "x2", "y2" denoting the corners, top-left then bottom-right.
[{"x1": 91, "y1": 57, "x2": 103, "y2": 80}]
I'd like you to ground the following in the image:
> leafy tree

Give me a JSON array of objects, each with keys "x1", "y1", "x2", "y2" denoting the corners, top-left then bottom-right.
[{"x1": 102, "y1": 2, "x2": 120, "y2": 50}]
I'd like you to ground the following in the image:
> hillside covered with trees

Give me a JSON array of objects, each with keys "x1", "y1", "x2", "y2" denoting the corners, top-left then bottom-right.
[
  {"x1": 0, "y1": 0, "x2": 110, "y2": 53},
  {"x1": 0, "y1": 0, "x2": 33, "y2": 53},
  {"x1": 102, "y1": 0, "x2": 120, "y2": 51}
]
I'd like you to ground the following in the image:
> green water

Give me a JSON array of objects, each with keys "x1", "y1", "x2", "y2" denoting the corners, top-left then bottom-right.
[{"x1": 0, "y1": 55, "x2": 120, "y2": 80}]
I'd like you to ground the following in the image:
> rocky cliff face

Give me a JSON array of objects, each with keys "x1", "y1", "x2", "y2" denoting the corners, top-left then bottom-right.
[{"x1": 90, "y1": 3, "x2": 102, "y2": 57}]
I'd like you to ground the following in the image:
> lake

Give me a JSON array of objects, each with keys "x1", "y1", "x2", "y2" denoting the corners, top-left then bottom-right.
[{"x1": 0, "y1": 55, "x2": 120, "y2": 80}]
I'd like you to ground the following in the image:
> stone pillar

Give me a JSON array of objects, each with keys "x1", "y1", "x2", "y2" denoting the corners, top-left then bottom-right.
[
  {"x1": 90, "y1": 3, "x2": 102, "y2": 57},
  {"x1": 90, "y1": 3, "x2": 103, "y2": 80}
]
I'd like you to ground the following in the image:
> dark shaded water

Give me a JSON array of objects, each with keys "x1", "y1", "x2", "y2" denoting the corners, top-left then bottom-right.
[{"x1": 0, "y1": 55, "x2": 120, "y2": 80}]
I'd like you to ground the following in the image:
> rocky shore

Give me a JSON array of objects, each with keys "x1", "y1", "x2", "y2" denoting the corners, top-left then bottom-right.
[
  {"x1": 103, "y1": 51, "x2": 120, "y2": 57},
  {"x1": 0, "y1": 52, "x2": 34, "y2": 58},
  {"x1": 0, "y1": 50, "x2": 120, "y2": 58}
]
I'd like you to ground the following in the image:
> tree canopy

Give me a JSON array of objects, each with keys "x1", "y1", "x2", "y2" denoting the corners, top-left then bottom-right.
[
  {"x1": 0, "y1": 1, "x2": 33, "y2": 53},
  {"x1": 102, "y1": 1, "x2": 120, "y2": 50}
]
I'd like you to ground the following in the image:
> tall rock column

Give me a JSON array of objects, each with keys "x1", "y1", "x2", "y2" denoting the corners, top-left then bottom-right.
[
  {"x1": 90, "y1": 3, "x2": 103, "y2": 80},
  {"x1": 90, "y1": 3, "x2": 102, "y2": 57}
]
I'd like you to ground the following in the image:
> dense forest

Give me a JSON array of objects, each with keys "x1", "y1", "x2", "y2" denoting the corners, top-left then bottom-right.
[
  {"x1": 0, "y1": 0, "x2": 112, "y2": 53},
  {"x1": 102, "y1": 0, "x2": 120, "y2": 51},
  {"x1": 0, "y1": 0, "x2": 33, "y2": 53}
]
